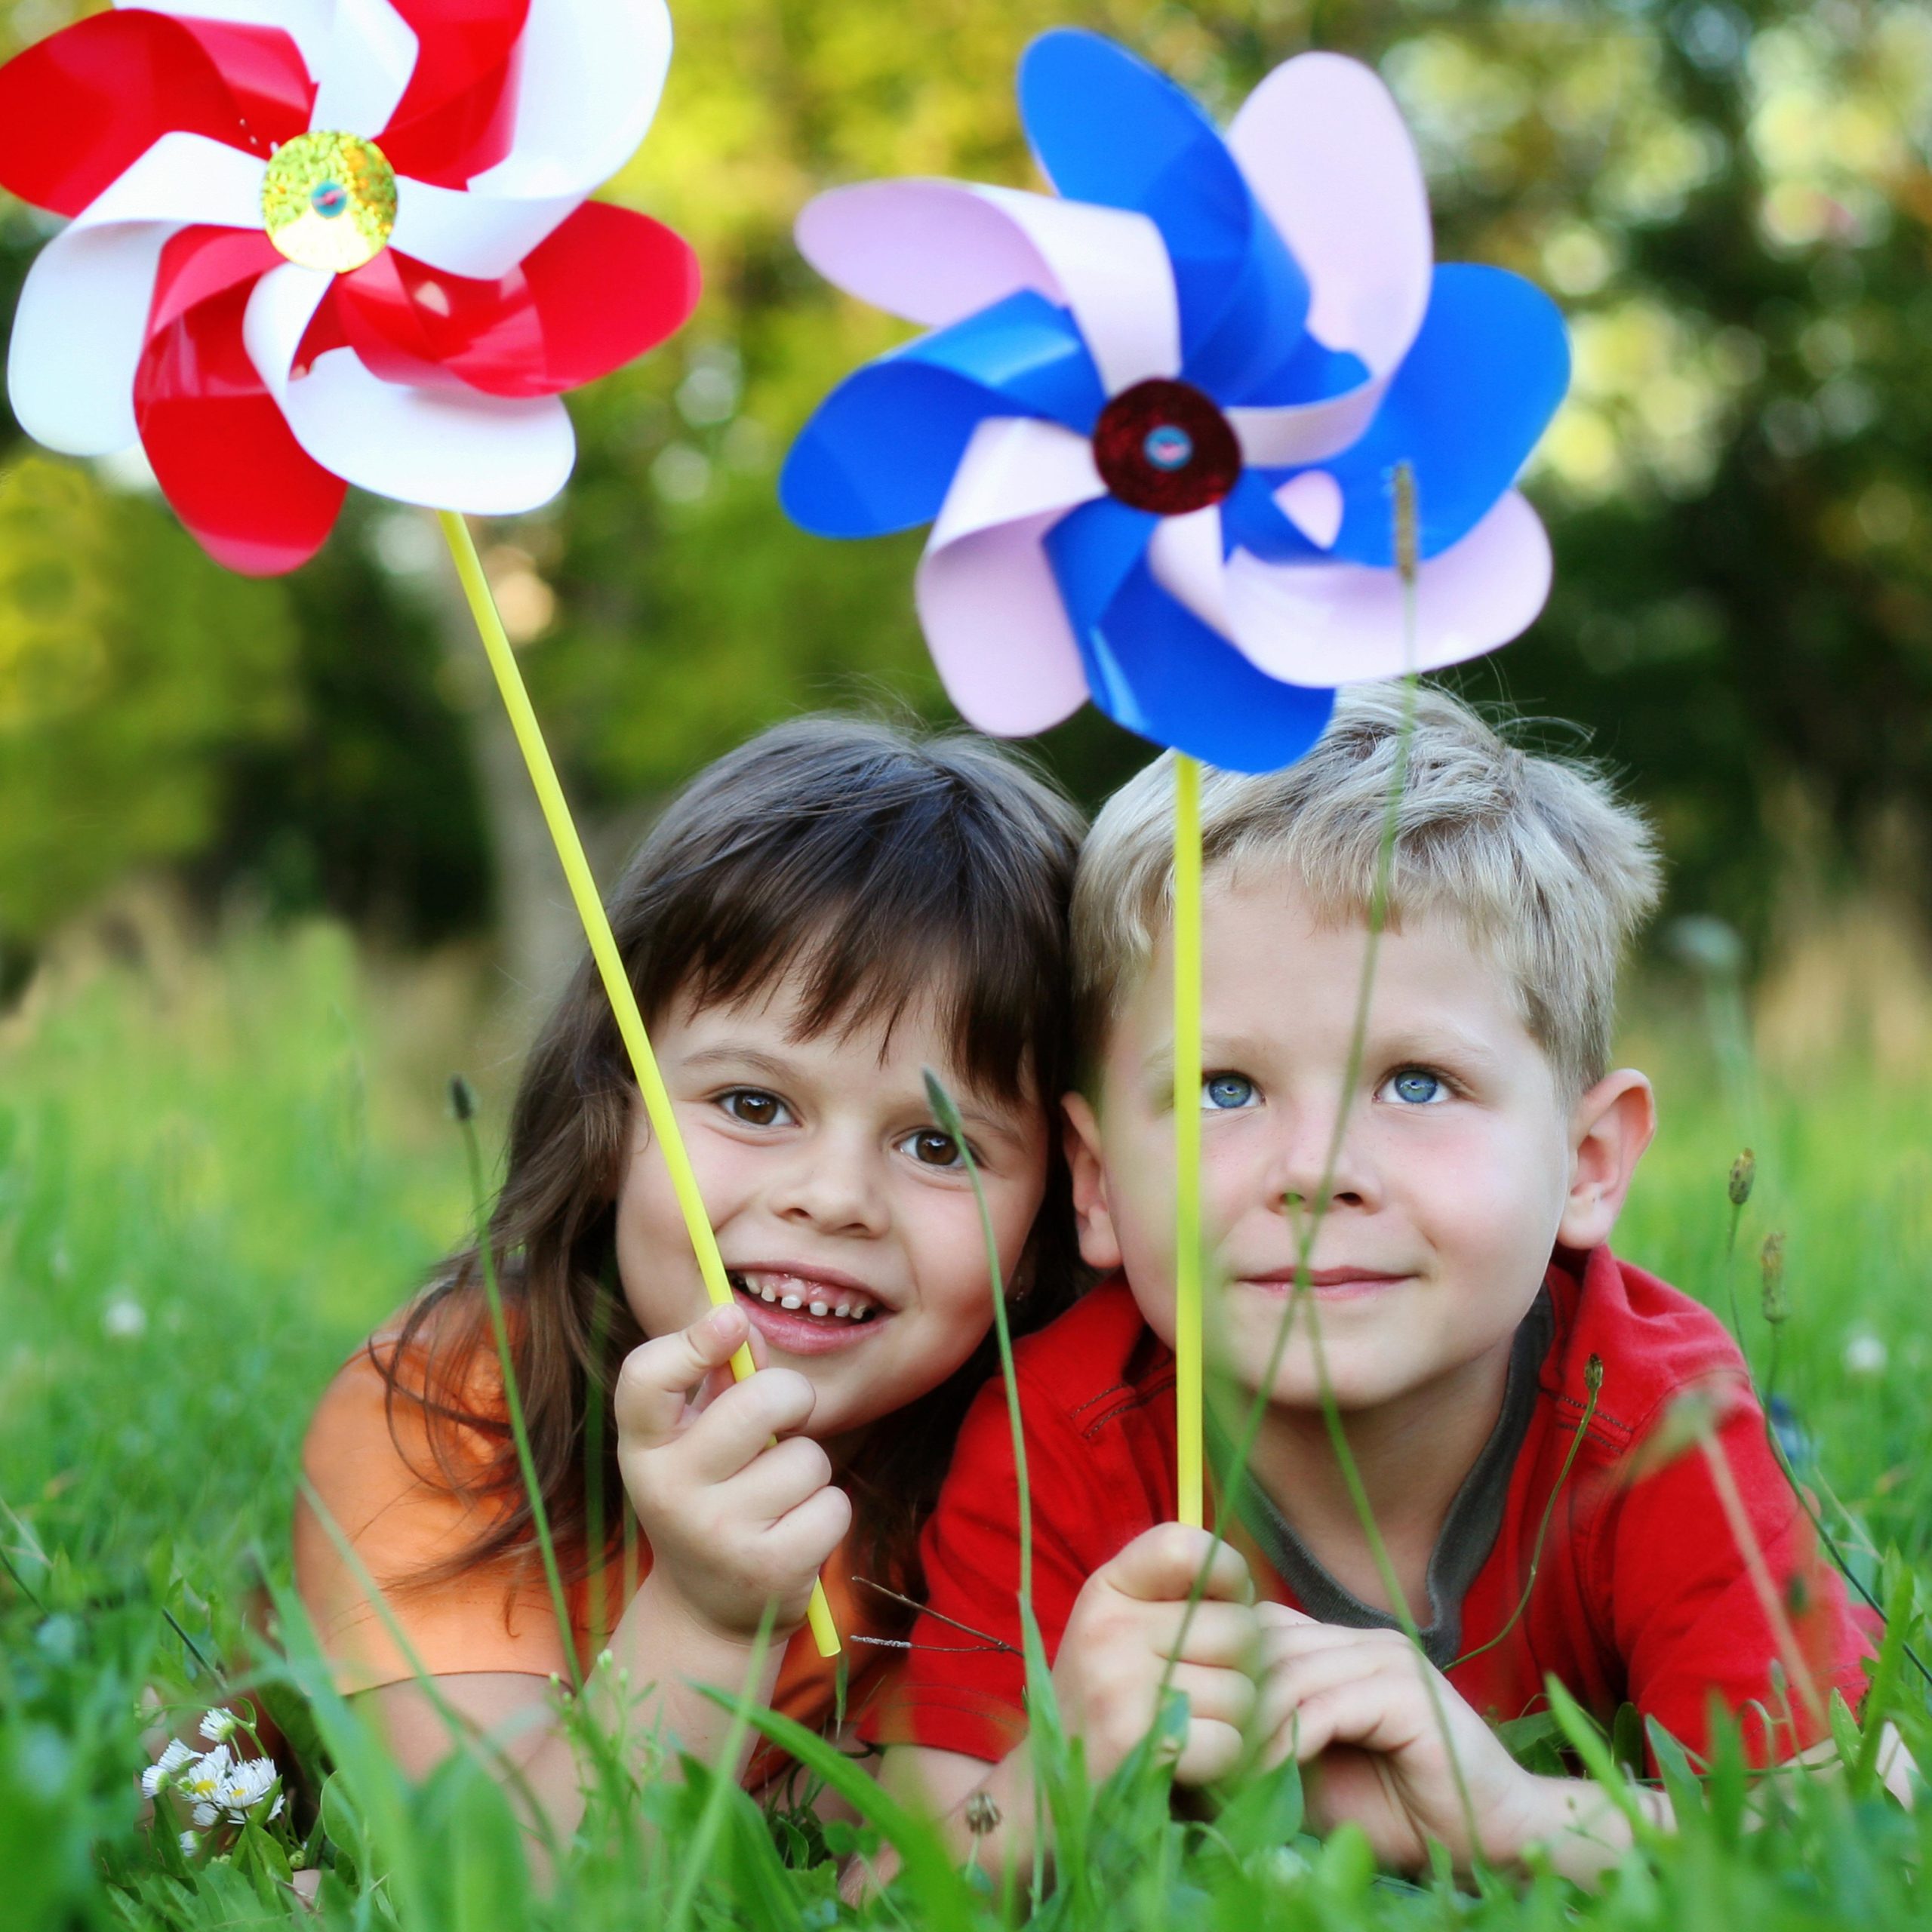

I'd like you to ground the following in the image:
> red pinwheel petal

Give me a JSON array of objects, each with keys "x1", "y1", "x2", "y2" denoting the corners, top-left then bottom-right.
[
  {"x1": 169, "y1": 20, "x2": 315, "y2": 149},
  {"x1": 0, "y1": 11, "x2": 292, "y2": 216},
  {"x1": 337, "y1": 202, "x2": 700, "y2": 400},
  {"x1": 377, "y1": 0, "x2": 531, "y2": 186},
  {"x1": 134, "y1": 257, "x2": 345, "y2": 577}
]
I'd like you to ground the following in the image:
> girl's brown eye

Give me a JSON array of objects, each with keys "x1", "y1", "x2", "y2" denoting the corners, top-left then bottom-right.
[
  {"x1": 724, "y1": 1090, "x2": 782, "y2": 1126},
  {"x1": 909, "y1": 1130, "x2": 961, "y2": 1168}
]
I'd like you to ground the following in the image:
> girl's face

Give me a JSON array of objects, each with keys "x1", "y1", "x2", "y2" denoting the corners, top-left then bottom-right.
[{"x1": 614, "y1": 970, "x2": 1051, "y2": 1445}]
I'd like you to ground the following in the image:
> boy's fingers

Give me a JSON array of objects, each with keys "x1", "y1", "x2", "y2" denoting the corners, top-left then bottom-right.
[
  {"x1": 1171, "y1": 1717, "x2": 1247, "y2": 1788},
  {"x1": 1106, "y1": 1524, "x2": 1253, "y2": 1607},
  {"x1": 614, "y1": 1306, "x2": 752, "y2": 1445},
  {"x1": 1155, "y1": 1662, "x2": 1257, "y2": 1733},
  {"x1": 1146, "y1": 1598, "x2": 1260, "y2": 1670}
]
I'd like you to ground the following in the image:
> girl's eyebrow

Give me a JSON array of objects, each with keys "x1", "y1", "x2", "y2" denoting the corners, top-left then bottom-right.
[{"x1": 678, "y1": 1045, "x2": 798, "y2": 1082}]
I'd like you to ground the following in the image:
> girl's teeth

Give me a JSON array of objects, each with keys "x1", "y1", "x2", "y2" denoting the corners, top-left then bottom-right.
[
  {"x1": 835, "y1": 1303, "x2": 851, "y2": 1319},
  {"x1": 760, "y1": 1284, "x2": 777, "y2": 1303},
  {"x1": 809, "y1": 1300, "x2": 829, "y2": 1317},
  {"x1": 781, "y1": 1294, "x2": 803, "y2": 1309}
]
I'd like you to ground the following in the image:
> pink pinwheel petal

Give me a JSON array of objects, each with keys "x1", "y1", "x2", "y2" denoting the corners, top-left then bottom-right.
[
  {"x1": 1223, "y1": 53, "x2": 1432, "y2": 469},
  {"x1": 1275, "y1": 469, "x2": 1343, "y2": 549},
  {"x1": 0, "y1": 11, "x2": 266, "y2": 216},
  {"x1": 134, "y1": 265, "x2": 346, "y2": 575},
  {"x1": 309, "y1": 0, "x2": 420, "y2": 140},
  {"x1": 1229, "y1": 54, "x2": 1432, "y2": 373},
  {"x1": 465, "y1": 0, "x2": 672, "y2": 202},
  {"x1": 917, "y1": 508, "x2": 1091, "y2": 737},
  {"x1": 915, "y1": 416, "x2": 1101, "y2": 737},
  {"x1": 340, "y1": 202, "x2": 697, "y2": 398},
  {"x1": 245, "y1": 260, "x2": 575, "y2": 514},
  {"x1": 1223, "y1": 491, "x2": 1552, "y2": 685},
  {"x1": 797, "y1": 181, "x2": 1178, "y2": 395},
  {"x1": 1146, "y1": 507, "x2": 1234, "y2": 639},
  {"x1": 376, "y1": 0, "x2": 528, "y2": 185}
]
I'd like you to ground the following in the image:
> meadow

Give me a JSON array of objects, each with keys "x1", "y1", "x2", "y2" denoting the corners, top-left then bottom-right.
[{"x1": 2, "y1": 910, "x2": 1927, "y2": 1929}]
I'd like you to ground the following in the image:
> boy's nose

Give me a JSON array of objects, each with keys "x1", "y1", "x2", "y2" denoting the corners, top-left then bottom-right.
[{"x1": 1263, "y1": 1103, "x2": 1377, "y2": 1214}]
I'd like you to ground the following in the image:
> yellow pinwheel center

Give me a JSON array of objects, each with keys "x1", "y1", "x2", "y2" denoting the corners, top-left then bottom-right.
[{"x1": 263, "y1": 131, "x2": 396, "y2": 273}]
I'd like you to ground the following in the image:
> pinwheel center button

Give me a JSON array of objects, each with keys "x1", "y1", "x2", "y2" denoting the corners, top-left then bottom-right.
[
  {"x1": 263, "y1": 131, "x2": 397, "y2": 274},
  {"x1": 1093, "y1": 380, "x2": 1241, "y2": 517}
]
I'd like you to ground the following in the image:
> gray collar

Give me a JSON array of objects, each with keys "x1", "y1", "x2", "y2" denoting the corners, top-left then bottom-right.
[{"x1": 1228, "y1": 1291, "x2": 1552, "y2": 1669}]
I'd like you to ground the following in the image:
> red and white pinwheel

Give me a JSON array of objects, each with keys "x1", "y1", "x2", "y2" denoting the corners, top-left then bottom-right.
[{"x1": 0, "y1": 0, "x2": 697, "y2": 573}]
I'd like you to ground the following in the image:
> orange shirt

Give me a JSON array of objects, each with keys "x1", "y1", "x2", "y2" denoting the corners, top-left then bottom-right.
[{"x1": 294, "y1": 1327, "x2": 897, "y2": 1777}]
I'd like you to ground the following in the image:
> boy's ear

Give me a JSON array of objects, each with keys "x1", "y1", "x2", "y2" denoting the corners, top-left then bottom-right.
[
  {"x1": 1558, "y1": 1069, "x2": 1656, "y2": 1251},
  {"x1": 1061, "y1": 1093, "x2": 1124, "y2": 1275}
]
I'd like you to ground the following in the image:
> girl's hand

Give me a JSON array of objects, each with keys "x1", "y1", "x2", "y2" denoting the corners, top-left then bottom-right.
[
  {"x1": 1052, "y1": 1524, "x2": 1262, "y2": 1787},
  {"x1": 614, "y1": 1304, "x2": 851, "y2": 1645},
  {"x1": 1252, "y1": 1606, "x2": 1546, "y2": 1871}
]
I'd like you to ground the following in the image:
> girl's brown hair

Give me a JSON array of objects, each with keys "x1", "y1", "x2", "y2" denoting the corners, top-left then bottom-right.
[{"x1": 378, "y1": 714, "x2": 1085, "y2": 1619}]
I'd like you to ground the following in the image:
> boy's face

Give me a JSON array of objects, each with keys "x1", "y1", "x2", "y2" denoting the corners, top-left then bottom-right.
[
  {"x1": 616, "y1": 971, "x2": 1049, "y2": 1445},
  {"x1": 1066, "y1": 871, "x2": 1653, "y2": 1415}
]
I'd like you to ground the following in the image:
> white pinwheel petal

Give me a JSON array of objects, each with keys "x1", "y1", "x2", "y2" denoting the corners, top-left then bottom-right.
[
  {"x1": 1223, "y1": 491, "x2": 1552, "y2": 685},
  {"x1": 120, "y1": 0, "x2": 334, "y2": 83},
  {"x1": 1224, "y1": 53, "x2": 1432, "y2": 469},
  {"x1": 245, "y1": 260, "x2": 575, "y2": 513},
  {"x1": 467, "y1": 0, "x2": 672, "y2": 199},
  {"x1": 389, "y1": 178, "x2": 577, "y2": 280},
  {"x1": 915, "y1": 416, "x2": 1103, "y2": 737},
  {"x1": 82, "y1": 131, "x2": 266, "y2": 230},
  {"x1": 798, "y1": 181, "x2": 1180, "y2": 394},
  {"x1": 1146, "y1": 507, "x2": 1234, "y2": 639},
  {"x1": 313, "y1": 0, "x2": 417, "y2": 138},
  {"x1": 8, "y1": 223, "x2": 177, "y2": 455}
]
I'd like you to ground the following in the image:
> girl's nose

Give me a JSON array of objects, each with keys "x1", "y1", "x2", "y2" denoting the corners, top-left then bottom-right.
[{"x1": 770, "y1": 1134, "x2": 890, "y2": 1236}]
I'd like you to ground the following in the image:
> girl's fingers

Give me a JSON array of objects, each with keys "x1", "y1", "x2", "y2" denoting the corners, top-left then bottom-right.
[
  {"x1": 721, "y1": 1431, "x2": 837, "y2": 1522},
  {"x1": 761, "y1": 1481, "x2": 854, "y2": 1579},
  {"x1": 675, "y1": 1367, "x2": 819, "y2": 1481},
  {"x1": 614, "y1": 1306, "x2": 752, "y2": 1447}
]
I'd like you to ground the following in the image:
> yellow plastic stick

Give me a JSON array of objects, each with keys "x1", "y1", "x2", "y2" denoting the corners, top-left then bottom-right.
[
  {"x1": 438, "y1": 511, "x2": 841, "y2": 1660},
  {"x1": 1173, "y1": 752, "x2": 1204, "y2": 1528}
]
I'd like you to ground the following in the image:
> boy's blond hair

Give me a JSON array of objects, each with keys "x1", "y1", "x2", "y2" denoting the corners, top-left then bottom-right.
[{"x1": 1075, "y1": 684, "x2": 1663, "y2": 1096}]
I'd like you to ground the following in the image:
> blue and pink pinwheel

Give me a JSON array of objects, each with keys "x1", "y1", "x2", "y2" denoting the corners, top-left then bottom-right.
[{"x1": 782, "y1": 31, "x2": 1571, "y2": 772}]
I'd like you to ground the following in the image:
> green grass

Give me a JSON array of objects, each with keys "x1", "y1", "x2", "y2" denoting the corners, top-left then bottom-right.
[{"x1": 1, "y1": 924, "x2": 1927, "y2": 1929}]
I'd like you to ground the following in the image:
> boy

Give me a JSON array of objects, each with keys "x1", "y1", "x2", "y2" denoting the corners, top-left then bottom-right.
[{"x1": 872, "y1": 685, "x2": 1878, "y2": 1883}]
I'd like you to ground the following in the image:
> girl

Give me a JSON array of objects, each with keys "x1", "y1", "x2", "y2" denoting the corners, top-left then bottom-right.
[{"x1": 294, "y1": 715, "x2": 1084, "y2": 1836}]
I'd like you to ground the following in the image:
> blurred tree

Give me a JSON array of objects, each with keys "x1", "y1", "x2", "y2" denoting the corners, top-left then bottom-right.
[{"x1": 5, "y1": 0, "x2": 1932, "y2": 963}]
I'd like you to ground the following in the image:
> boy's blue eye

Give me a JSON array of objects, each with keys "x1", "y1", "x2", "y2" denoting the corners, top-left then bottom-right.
[
  {"x1": 719, "y1": 1088, "x2": 792, "y2": 1128},
  {"x1": 1383, "y1": 1069, "x2": 1447, "y2": 1106},
  {"x1": 1201, "y1": 1073, "x2": 1256, "y2": 1111}
]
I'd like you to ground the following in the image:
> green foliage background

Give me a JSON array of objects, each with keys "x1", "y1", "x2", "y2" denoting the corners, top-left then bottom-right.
[{"x1": 5, "y1": 0, "x2": 1932, "y2": 958}]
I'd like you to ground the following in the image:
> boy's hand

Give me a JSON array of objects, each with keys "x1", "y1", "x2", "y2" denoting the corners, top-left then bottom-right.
[
  {"x1": 614, "y1": 1304, "x2": 851, "y2": 1645},
  {"x1": 1052, "y1": 1524, "x2": 1261, "y2": 1787},
  {"x1": 1254, "y1": 1606, "x2": 1545, "y2": 1871}
]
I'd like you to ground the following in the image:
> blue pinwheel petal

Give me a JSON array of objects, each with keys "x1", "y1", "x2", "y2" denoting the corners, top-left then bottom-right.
[
  {"x1": 1019, "y1": 29, "x2": 1310, "y2": 399},
  {"x1": 780, "y1": 290, "x2": 1106, "y2": 537},
  {"x1": 1046, "y1": 496, "x2": 1336, "y2": 772},
  {"x1": 1314, "y1": 263, "x2": 1571, "y2": 566},
  {"x1": 1219, "y1": 469, "x2": 1327, "y2": 566}
]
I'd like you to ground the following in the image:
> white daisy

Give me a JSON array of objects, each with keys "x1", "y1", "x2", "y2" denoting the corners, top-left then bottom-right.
[
  {"x1": 199, "y1": 1708, "x2": 238, "y2": 1746},
  {"x1": 213, "y1": 1755, "x2": 280, "y2": 1822},
  {"x1": 179, "y1": 1830, "x2": 200, "y2": 1857},
  {"x1": 141, "y1": 1738, "x2": 195, "y2": 1797},
  {"x1": 191, "y1": 1801, "x2": 219, "y2": 1830}
]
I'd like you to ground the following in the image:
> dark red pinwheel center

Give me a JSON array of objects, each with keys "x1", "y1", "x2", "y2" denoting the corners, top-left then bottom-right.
[{"x1": 1092, "y1": 378, "x2": 1241, "y2": 515}]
